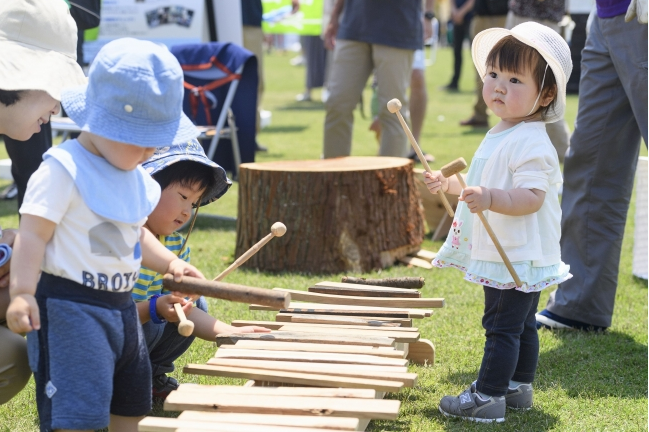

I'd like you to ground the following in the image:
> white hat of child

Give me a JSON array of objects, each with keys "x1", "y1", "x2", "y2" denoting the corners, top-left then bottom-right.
[
  {"x1": 0, "y1": 0, "x2": 86, "y2": 101},
  {"x1": 472, "y1": 22, "x2": 573, "y2": 124}
]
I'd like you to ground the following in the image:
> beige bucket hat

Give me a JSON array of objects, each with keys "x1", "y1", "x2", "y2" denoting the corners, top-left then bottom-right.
[
  {"x1": 472, "y1": 22, "x2": 573, "y2": 123},
  {"x1": 0, "y1": 0, "x2": 87, "y2": 101}
]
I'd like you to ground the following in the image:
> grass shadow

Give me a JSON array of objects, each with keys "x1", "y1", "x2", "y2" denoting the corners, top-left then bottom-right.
[
  {"x1": 536, "y1": 329, "x2": 647, "y2": 399},
  {"x1": 461, "y1": 127, "x2": 490, "y2": 136},
  {"x1": 276, "y1": 102, "x2": 326, "y2": 111}
]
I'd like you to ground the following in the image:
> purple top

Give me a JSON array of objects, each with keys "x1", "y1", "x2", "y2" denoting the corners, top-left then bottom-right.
[{"x1": 596, "y1": 0, "x2": 631, "y2": 18}]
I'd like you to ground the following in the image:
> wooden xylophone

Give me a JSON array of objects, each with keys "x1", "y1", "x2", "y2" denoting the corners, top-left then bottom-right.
[{"x1": 139, "y1": 278, "x2": 444, "y2": 431}]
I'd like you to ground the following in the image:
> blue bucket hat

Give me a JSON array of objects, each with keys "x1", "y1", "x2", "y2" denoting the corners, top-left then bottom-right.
[
  {"x1": 143, "y1": 139, "x2": 232, "y2": 205},
  {"x1": 61, "y1": 38, "x2": 198, "y2": 147}
]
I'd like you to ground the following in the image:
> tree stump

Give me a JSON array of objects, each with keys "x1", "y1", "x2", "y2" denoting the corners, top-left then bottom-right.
[{"x1": 235, "y1": 157, "x2": 425, "y2": 273}]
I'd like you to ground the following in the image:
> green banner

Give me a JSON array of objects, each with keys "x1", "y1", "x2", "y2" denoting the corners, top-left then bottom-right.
[{"x1": 262, "y1": 0, "x2": 323, "y2": 35}]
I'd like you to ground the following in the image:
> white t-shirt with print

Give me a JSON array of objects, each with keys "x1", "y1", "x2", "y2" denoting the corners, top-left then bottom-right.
[{"x1": 20, "y1": 157, "x2": 146, "y2": 292}]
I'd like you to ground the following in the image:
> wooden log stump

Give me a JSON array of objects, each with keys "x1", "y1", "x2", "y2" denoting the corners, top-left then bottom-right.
[{"x1": 236, "y1": 157, "x2": 425, "y2": 273}]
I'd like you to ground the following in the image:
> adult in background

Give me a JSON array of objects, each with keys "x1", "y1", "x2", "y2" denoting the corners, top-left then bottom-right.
[
  {"x1": 459, "y1": 0, "x2": 508, "y2": 127},
  {"x1": 2, "y1": 0, "x2": 99, "y2": 208},
  {"x1": 241, "y1": 0, "x2": 299, "y2": 152},
  {"x1": 0, "y1": 0, "x2": 86, "y2": 404},
  {"x1": 536, "y1": 0, "x2": 647, "y2": 331},
  {"x1": 323, "y1": 0, "x2": 430, "y2": 158},
  {"x1": 504, "y1": 0, "x2": 571, "y2": 161},
  {"x1": 442, "y1": 0, "x2": 474, "y2": 91}
]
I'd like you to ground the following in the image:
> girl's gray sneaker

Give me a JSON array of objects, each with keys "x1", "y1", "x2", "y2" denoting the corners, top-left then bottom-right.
[
  {"x1": 438, "y1": 385, "x2": 506, "y2": 423},
  {"x1": 505, "y1": 383, "x2": 533, "y2": 409}
]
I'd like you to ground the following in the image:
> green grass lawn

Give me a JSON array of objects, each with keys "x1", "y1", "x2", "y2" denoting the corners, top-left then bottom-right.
[{"x1": 0, "y1": 47, "x2": 647, "y2": 431}]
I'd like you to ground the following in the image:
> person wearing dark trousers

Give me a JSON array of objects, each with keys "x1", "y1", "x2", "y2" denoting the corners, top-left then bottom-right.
[
  {"x1": 3, "y1": 123, "x2": 52, "y2": 209},
  {"x1": 443, "y1": 0, "x2": 475, "y2": 91},
  {"x1": 536, "y1": 0, "x2": 647, "y2": 331},
  {"x1": 3, "y1": 0, "x2": 99, "y2": 209}
]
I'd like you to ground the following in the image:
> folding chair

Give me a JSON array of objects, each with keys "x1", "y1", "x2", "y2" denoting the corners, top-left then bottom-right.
[{"x1": 171, "y1": 42, "x2": 259, "y2": 178}]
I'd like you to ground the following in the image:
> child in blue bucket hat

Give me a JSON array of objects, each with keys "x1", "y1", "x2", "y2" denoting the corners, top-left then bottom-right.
[
  {"x1": 134, "y1": 140, "x2": 269, "y2": 401},
  {"x1": 5, "y1": 38, "x2": 206, "y2": 432}
]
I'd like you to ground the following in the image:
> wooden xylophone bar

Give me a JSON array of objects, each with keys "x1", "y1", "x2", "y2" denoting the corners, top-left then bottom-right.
[{"x1": 139, "y1": 279, "x2": 444, "y2": 431}]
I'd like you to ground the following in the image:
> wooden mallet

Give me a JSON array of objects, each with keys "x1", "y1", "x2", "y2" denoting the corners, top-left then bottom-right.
[
  {"x1": 173, "y1": 303, "x2": 194, "y2": 336},
  {"x1": 441, "y1": 157, "x2": 525, "y2": 288},
  {"x1": 163, "y1": 275, "x2": 290, "y2": 310},
  {"x1": 213, "y1": 222, "x2": 287, "y2": 281},
  {"x1": 387, "y1": 98, "x2": 454, "y2": 217},
  {"x1": 171, "y1": 222, "x2": 288, "y2": 337}
]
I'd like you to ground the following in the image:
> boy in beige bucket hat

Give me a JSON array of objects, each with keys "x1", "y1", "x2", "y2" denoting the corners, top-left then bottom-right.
[
  {"x1": 0, "y1": 0, "x2": 87, "y2": 408},
  {"x1": 424, "y1": 21, "x2": 572, "y2": 422}
]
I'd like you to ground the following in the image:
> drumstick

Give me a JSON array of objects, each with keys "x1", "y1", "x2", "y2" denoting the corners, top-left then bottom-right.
[
  {"x1": 174, "y1": 302, "x2": 195, "y2": 337},
  {"x1": 441, "y1": 157, "x2": 525, "y2": 288},
  {"x1": 163, "y1": 275, "x2": 290, "y2": 310},
  {"x1": 387, "y1": 98, "x2": 455, "y2": 217},
  {"x1": 213, "y1": 222, "x2": 287, "y2": 281}
]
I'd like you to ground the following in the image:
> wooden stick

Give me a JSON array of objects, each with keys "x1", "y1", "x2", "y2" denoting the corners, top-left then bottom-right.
[
  {"x1": 213, "y1": 222, "x2": 286, "y2": 281},
  {"x1": 174, "y1": 303, "x2": 194, "y2": 337},
  {"x1": 441, "y1": 157, "x2": 524, "y2": 288},
  {"x1": 163, "y1": 275, "x2": 290, "y2": 309},
  {"x1": 214, "y1": 348, "x2": 409, "y2": 366},
  {"x1": 338, "y1": 277, "x2": 425, "y2": 289},
  {"x1": 275, "y1": 313, "x2": 413, "y2": 327},
  {"x1": 387, "y1": 98, "x2": 454, "y2": 217},
  {"x1": 215, "y1": 331, "x2": 395, "y2": 347},
  {"x1": 310, "y1": 283, "x2": 421, "y2": 298}
]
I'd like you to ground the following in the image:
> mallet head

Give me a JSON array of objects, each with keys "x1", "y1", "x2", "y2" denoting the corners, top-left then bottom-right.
[
  {"x1": 387, "y1": 98, "x2": 402, "y2": 113},
  {"x1": 441, "y1": 157, "x2": 468, "y2": 178},
  {"x1": 271, "y1": 222, "x2": 287, "y2": 237},
  {"x1": 178, "y1": 320, "x2": 194, "y2": 337}
]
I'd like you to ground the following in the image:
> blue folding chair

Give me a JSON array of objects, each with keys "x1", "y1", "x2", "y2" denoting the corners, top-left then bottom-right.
[{"x1": 171, "y1": 42, "x2": 259, "y2": 177}]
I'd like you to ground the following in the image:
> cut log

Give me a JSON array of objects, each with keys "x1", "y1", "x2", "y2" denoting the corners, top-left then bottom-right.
[
  {"x1": 235, "y1": 157, "x2": 425, "y2": 273},
  {"x1": 275, "y1": 313, "x2": 413, "y2": 327},
  {"x1": 340, "y1": 276, "x2": 425, "y2": 289},
  {"x1": 310, "y1": 282, "x2": 421, "y2": 298}
]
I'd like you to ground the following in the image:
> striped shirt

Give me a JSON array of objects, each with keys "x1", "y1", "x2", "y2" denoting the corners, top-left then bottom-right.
[{"x1": 131, "y1": 232, "x2": 190, "y2": 302}]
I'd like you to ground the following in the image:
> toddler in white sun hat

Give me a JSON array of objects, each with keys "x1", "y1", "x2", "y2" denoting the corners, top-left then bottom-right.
[{"x1": 423, "y1": 22, "x2": 572, "y2": 423}]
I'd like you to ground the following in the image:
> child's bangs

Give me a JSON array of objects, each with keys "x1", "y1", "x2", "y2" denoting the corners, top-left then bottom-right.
[{"x1": 485, "y1": 36, "x2": 542, "y2": 76}]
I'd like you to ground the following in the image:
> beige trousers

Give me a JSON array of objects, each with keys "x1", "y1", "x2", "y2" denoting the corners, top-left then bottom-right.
[
  {"x1": 242, "y1": 25, "x2": 264, "y2": 131},
  {"x1": 0, "y1": 325, "x2": 31, "y2": 405},
  {"x1": 505, "y1": 12, "x2": 570, "y2": 162},
  {"x1": 470, "y1": 15, "x2": 508, "y2": 123},
  {"x1": 323, "y1": 39, "x2": 413, "y2": 158}
]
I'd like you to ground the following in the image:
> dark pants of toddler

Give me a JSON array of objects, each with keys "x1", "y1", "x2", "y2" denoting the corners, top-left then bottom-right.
[
  {"x1": 142, "y1": 296, "x2": 208, "y2": 378},
  {"x1": 29, "y1": 273, "x2": 151, "y2": 432},
  {"x1": 476, "y1": 286, "x2": 540, "y2": 397}
]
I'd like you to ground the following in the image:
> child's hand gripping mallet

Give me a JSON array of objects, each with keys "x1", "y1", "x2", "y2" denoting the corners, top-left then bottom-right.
[
  {"x1": 441, "y1": 157, "x2": 525, "y2": 289},
  {"x1": 173, "y1": 302, "x2": 194, "y2": 336},
  {"x1": 213, "y1": 222, "x2": 287, "y2": 281},
  {"x1": 387, "y1": 98, "x2": 455, "y2": 217}
]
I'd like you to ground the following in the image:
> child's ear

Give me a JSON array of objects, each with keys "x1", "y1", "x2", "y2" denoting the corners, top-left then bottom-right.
[{"x1": 540, "y1": 84, "x2": 557, "y2": 107}]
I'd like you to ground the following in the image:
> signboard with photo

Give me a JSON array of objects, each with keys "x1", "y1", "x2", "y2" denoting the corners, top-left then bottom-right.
[{"x1": 84, "y1": 0, "x2": 205, "y2": 63}]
